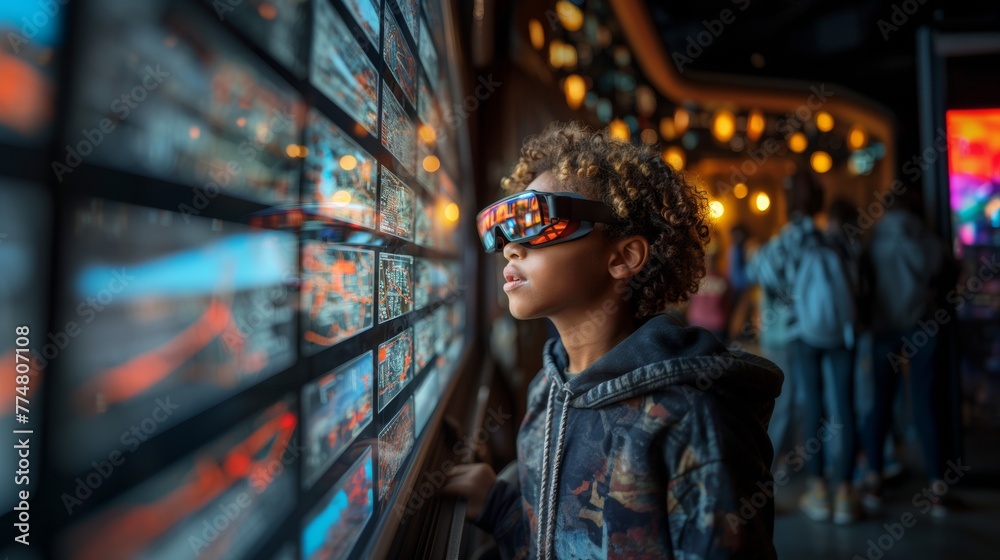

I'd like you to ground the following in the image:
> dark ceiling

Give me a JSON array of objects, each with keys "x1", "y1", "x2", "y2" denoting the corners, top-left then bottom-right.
[{"x1": 646, "y1": 0, "x2": 1000, "y2": 171}]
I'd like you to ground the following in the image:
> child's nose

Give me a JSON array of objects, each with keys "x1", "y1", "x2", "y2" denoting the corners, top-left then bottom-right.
[{"x1": 503, "y1": 240, "x2": 527, "y2": 260}]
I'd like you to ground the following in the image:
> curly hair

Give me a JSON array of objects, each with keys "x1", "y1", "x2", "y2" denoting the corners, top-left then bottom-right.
[{"x1": 500, "y1": 121, "x2": 711, "y2": 319}]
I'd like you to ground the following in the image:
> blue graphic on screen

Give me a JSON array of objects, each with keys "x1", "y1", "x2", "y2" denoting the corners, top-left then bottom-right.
[
  {"x1": 302, "y1": 447, "x2": 374, "y2": 560},
  {"x1": 75, "y1": 233, "x2": 291, "y2": 298}
]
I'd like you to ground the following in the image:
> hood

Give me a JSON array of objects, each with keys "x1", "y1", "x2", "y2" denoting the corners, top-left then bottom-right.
[
  {"x1": 543, "y1": 314, "x2": 782, "y2": 418},
  {"x1": 529, "y1": 314, "x2": 783, "y2": 559}
]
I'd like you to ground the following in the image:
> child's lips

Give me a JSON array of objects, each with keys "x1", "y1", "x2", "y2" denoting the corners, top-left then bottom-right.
[{"x1": 503, "y1": 266, "x2": 527, "y2": 292}]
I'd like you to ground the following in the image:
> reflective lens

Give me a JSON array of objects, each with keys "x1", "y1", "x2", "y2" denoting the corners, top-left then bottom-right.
[{"x1": 477, "y1": 191, "x2": 548, "y2": 249}]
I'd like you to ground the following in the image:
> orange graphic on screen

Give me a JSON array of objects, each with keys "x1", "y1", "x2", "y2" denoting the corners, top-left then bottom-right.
[
  {"x1": 301, "y1": 243, "x2": 374, "y2": 349},
  {"x1": 69, "y1": 402, "x2": 297, "y2": 560},
  {"x1": 73, "y1": 294, "x2": 271, "y2": 415}
]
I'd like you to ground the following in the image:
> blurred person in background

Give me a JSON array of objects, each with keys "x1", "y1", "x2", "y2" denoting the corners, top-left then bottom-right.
[
  {"x1": 750, "y1": 171, "x2": 862, "y2": 523},
  {"x1": 859, "y1": 188, "x2": 957, "y2": 517}
]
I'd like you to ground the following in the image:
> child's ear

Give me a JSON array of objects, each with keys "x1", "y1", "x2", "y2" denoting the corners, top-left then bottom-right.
[{"x1": 608, "y1": 235, "x2": 649, "y2": 280}]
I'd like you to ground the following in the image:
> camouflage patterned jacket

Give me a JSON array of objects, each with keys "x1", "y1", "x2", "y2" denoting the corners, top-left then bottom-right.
[{"x1": 475, "y1": 315, "x2": 782, "y2": 559}]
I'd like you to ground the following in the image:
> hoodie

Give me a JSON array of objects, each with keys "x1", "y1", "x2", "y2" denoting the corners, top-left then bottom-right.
[{"x1": 475, "y1": 315, "x2": 783, "y2": 559}]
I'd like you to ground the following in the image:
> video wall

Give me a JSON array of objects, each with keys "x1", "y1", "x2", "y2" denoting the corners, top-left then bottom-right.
[{"x1": 0, "y1": 0, "x2": 470, "y2": 558}]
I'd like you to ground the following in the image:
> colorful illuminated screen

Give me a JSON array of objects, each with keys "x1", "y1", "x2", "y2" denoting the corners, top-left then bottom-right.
[
  {"x1": 301, "y1": 242, "x2": 375, "y2": 355},
  {"x1": 58, "y1": 396, "x2": 298, "y2": 560},
  {"x1": 67, "y1": 0, "x2": 304, "y2": 204},
  {"x1": 378, "y1": 397, "x2": 415, "y2": 505},
  {"x1": 302, "y1": 352, "x2": 374, "y2": 489},
  {"x1": 947, "y1": 108, "x2": 1000, "y2": 247},
  {"x1": 301, "y1": 447, "x2": 374, "y2": 560},
  {"x1": 52, "y1": 199, "x2": 296, "y2": 474}
]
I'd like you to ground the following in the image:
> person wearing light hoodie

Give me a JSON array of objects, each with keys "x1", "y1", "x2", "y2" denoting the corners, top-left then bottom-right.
[{"x1": 441, "y1": 122, "x2": 782, "y2": 559}]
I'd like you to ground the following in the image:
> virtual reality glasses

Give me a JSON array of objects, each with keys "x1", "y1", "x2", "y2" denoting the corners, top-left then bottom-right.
[{"x1": 476, "y1": 190, "x2": 615, "y2": 253}]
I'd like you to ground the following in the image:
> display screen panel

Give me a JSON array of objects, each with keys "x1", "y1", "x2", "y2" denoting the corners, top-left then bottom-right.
[
  {"x1": 302, "y1": 351, "x2": 374, "y2": 489},
  {"x1": 947, "y1": 108, "x2": 1000, "y2": 247},
  {"x1": 311, "y1": 0, "x2": 379, "y2": 136},
  {"x1": 66, "y1": 0, "x2": 304, "y2": 204},
  {"x1": 209, "y1": 0, "x2": 309, "y2": 76},
  {"x1": 413, "y1": 369, "x2": 438, "y2": 435},
  {"x1": 58, "y1": 396, "x2": 298, "y2": 560},
  {"x1": 377, "y1": 328, "x2": 413, "y2": 411},
  {"x1": 343, "y1": 0, "x2": 380, "y2": 49},
  {"x1": 0, "y1": 1, "x2": 62, "y2": 144},
  {"x1": 382, "y1": 9, "x2": 416, "y2": 106},
  {"x1": 413, "y1": 314, "x2": 435, "y2": 372},
  {"x1": 301, "y1": 243, "x2": 375, "y2": 355},
  {"x1": 377, "y1": 252, "x2": 414, "y2": 322},
  {"x1": 301, "y1": 446, "x2": 374, "y2": 560},
  {"x1": 378, "y1": 397, "x2": 415, "y2": 505},
  {"x1": 378, "y1": 167, "x2": 415, "y2": 241},
  {"x1": 51, "y1": 199, "x2": 296, "y2": 473},
  {"x1": 380, "y1": 84, "x2": 415, "y2": 172},
  {"x1": 303, "y1": 109, "x2": 378, "y2": 229}
]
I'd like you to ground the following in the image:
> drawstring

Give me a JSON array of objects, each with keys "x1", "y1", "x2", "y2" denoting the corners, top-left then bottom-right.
[
  {"x1": 535, "y1": 380, "x2": 557, "y2": 559},
  {"x1": 536, "y1": 378, "x2": 573, "y2": 560}
]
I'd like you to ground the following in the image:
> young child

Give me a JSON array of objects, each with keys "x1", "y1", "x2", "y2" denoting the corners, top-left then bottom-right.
[{"x1": 441, "y1": 122, "x2": 782, "y2": 559}]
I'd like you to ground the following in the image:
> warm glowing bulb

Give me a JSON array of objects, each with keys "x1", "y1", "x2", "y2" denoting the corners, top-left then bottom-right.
[
  {"x1": 549, "y1": 39, "x2": 565, "y2": 68},
  {"x1": 555, "y1": 1, "x2": 584, "y2": 32},
  {"x1": 733, "y1": 182, "x2": 748, "y2": 199},
  {"x1": 423, "y1": 155, "x2": 441, "y2": 172},
  {"x1": 528, "y1": 19, "x2": 544, "y2": 50},
  {"x1": 564, "y1": 74, "x2": 586, "y2": 110},
  {"x1": 663, "y1": 146, "x2": 685, "y2": 171},
  {"x1": 848, "y1": 125, "x2": 868, "y2": 150},
  {"x1": 788, "y1": 132, "x2": 808, "y2": 153},
  {"x1": 640, "y1": 128, "x2": 658, "y2": 145},
  {"x1": 561, "y1": 43, "x2": 577, "y2": 68},
  {"x1": 418, "y1": 124, "x2": 437, "y2": 144},
  {"x1": 747, "y1": 110, "x2": 765, "y2": 142},
  {"x1": 674, "y1": 108, "x2": 690, "y2": 134},
  {"x1": 609, "y1": 119, "x2": 630, "y2": 141},
  {"x1": 709, "y1": 200, "x2": 724, "y2": 219},
  {"x1": 659, "y1": 117, "x2": 676, "y2": 140},
  {"x1": 815, "y1": 111, "x2": 834, "y2": 132},
  {"x1": 285, "y1": 144, "x2": 298, "y2": 157},
  {"x1": 444, "y1": 203, "x2": 460, "y2": 222},
  {"x1": 712, "y1": 109, "x2": 736, "y2": 143},
  {"x1": 810, "y1": 151, "x2": 833, "y2": 173},
  {"x1": 339, "y1": 154, "x2": 358, "y2": 170},
  {"x1": 755, "y1": 193, "x2": 771, "y2": 212},
  {"x1": 331, "y1": 190, "x2": 352, "y2": 205}
]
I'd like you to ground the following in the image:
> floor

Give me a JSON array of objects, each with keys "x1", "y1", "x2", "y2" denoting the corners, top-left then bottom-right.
[{"x1": 773, "y1": 428, "x2": 1000, "y2": 559}]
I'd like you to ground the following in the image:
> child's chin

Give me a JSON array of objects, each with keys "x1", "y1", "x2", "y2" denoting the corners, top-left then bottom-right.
[{"x1": 506, "y1": 300, "x2": 536, "y2": 320}]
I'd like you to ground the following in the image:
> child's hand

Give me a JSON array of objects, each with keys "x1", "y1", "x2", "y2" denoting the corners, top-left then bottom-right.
[{"x1": 438, "y1": 463, "x2": 496, "y2": 520}]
